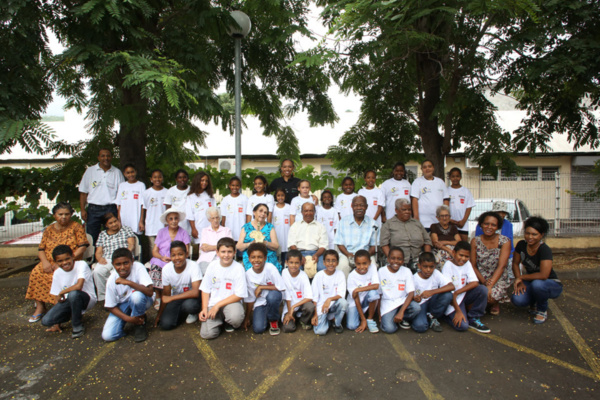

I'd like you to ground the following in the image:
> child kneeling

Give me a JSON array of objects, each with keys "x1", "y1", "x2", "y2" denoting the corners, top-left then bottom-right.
[
  {"x1": 41, "y1": 245, "x2": 97, "y2": 338},
  {"x1": 102, "y1": 248, "x2": 154, "y2": 342},
  {"x1": 311, "y1": 250, "x2": 348, "y2": 335},
  {"x1": 281, "y1": 250, "x2": 315, "y2": 332},
  {"x1": 346, "y1": 250, "x2": 380, "y2": 333},
  {"x1": 242, "y1": 243, "x2": 285, "y2": 335},
  {"x1": 199, "y1": 238, "x2": 247, "y2": 339},
  {"x1": 156, "y1": 241, "x2": 203, "y2": 330}
]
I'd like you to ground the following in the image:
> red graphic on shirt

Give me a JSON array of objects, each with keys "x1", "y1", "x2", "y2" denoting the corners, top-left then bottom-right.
[
  {"x1": 373, "y1": 200, "x2": 378, "y2": 206},
  {"x1": 296, "y1": 291, "x2": 302, "y2": 299},
  {"x1": 226, "y1": 282, "x2": 232, "y2": 290},
  {"x1": 461, "y1": 277, "x2": 466, "y2": 285},
  {"x1": 404, "y1": 190, "x2": 409, "y2": 195},
  {"x1": 267, "y1": 281, "x2": 273, "y2": 285},
  {"x1": 238, "y1": 207, "x2": 243, "y2": 213},
  {"x1": 183, "y1": 287, "x2": 189, "y2": 292},
  {"x1": 398, "y1": 284, "x2": 405, "y2": 291},
  {"x1": 460, "y1": 198, "x2": 465, "y2": 204},
  {"x1": 134, "y1": 194, "x2": 139, "y2": 199},
  {"x1": 330, "y1": 221, "x2": 333, "y2": 227},
  {"x1": 208, "y1": 202, "x2": 213, "y2": 207},
  {"x1": 285, "y1": 219, "x2": 289, "y2": 224}
]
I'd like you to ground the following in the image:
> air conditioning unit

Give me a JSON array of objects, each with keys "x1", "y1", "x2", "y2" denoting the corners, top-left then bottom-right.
[
  {"x1": 186, "y1": 163, "x2": 205, "y2": 171},
  {"x1": 465, "y1": 158, "x2": 480, "y2": 169},
  {"x1": 218, "y1": 158, "x2": 236, "y2": 173}
]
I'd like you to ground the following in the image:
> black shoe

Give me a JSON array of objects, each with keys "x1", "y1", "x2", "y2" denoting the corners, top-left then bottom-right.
[
  {"x1": 71, "y1": 327, "x2": 85, "y2": 339},
  {"x1": 333, "y1": 324, "x2": 344, "y2": 334},
  {"x1": 134, "y1": 324, "x2": 148, "y2": 342},
  {"x1": 224, "y1": 323, "x2": 234, "y2": 333}
]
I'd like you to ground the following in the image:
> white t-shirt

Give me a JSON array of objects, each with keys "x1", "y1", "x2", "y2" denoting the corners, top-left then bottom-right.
[
  {"x1": 378, "y1": 266, "x2": 415, "y2": 316},
  {"x1": 413, "y1": 270, "x2": 451, "y2": 305},
  {"x1": 115, "y1": 181, "x2": 146, "y2": 234},
  {"x1": 442, "y1": 260, "x2": 478, "y2": 315},
  {"x1": 346, "y1": 264, "x2": 380, "y2": 310},
  {"x1": 246, "y1": 193, "x2": 275, "y2": 217},
  {"x1": 334, "y1": 193, "x2": 358, "y2": 219},
  {"x1": 79, "y1": 164, "x2": 124, "y2": 206},
  {"x1": 244, "y1": 263, "x2": 285, "y2": 309},
  {"x1": 358, "y1": 187, "x2": 384, "y2": 226},
  {"x1": 162, "y1": 260, "x2": 203, "y2": 295},
  {"x1": 447, "y1": 186, "x2": 475, "y2": 226},
  {"x1": 381, "y1": 178, "x2": 411, "y2": 220},
  {"x1": 311, "y1": 270, "x2": 347, "y2": 317},
  {"x1": 185, "y1": 192, "x2": 216, "y2": 243},
  {"x1": 290, "y1": 196, "x2": 317, "y2": 217},
  {"x1": 281, "y1": 269, "x2": 313, "y2": 318},
  {"x1": 164, "y1": 186, "x2": 191, "y2": 233},
  {"x1": 220, "y1": 194, "x2": 249, "y2": 241},
  {"x1": 410, "y1": 176, "x2": 449, "y2": 229},
  {"x1": 143, "y1": 187, "x2": 167, "y2": 236},
  {"x1": 272, "y1": 204, "x2": 291, "y2": 252},
  {"x1": 316, "y1": 206, "x2": 339, "y2": 250},
  {"x1": 50, "y1": 261, "x2": 97, "y2": 311},
  {"x1": 200, "y1": 260, "x2": 247, "y2": 308},
  {"x1": 104, "y1": 261, "x2": 152, "y2": 308}
]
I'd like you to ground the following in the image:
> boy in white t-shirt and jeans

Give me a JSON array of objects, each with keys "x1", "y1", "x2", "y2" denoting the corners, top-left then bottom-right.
[
  {"x1": 346, "y1": 249, "x2": 380, "y2": 333},
  {"x1": 311, "y1": 250, "x2": 348, "y2": 335},
  {"x1": 242, "y1": 243, "x2": 285, "y2": 335},
  {"x1": 442, "y1": 241, "x2": 490, "y2": 333},
  {"x1": 155, "y1": 241, "x2": 203, "y2": 330},
  {"x1": 379, "y1": 247, "x2": 421, "y2": 333},
  {"x1": 199, "y1": 237, "x2": 248, "y2": 339},
  {"x1": 142, "y1": 169, "x2": 167, "y2": 250},
  {"x1": 41, "y1": 245, "x2": 97, "y2": 338},
  {"x1": 101, "y1": 248, "x2": 154, "y2": 342},
  {"x1": 281, "y1": 250, "x2": 315, "y2": 332},
  {"x1": 411, "y1": 252, "x2": 454, "y2": 333}
]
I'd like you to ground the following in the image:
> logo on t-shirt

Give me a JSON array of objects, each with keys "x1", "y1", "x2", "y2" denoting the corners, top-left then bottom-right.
[
  {"x1": 373, "y1": 200, "x2": 378, "y2": 206},
  {"x1": 460, "y1": 198, "x2": 465, "y2": 204},
  {"x1": 134, "y1": 193, "x2": 139, "y2": 199},
  {"x1": 92, "y1": 181, "x2": 99, "y2": 189},
  {"x1": 238, "y1": 207, "x2": 243, "y2": 213},
  {"x1": 183, "y1": 286, "x2": 189, "y2": 292},
  {"x1": 285, "y1": 218, "x2": 289, "y2": 224},
  {"x1": 398, "y1": 283, "x2": 405, "y2": 291},
  {"x1": 226, "y1": 282, "x2": 232, "y2": 290},
  {"x1": 404, "y1": 189, "x2": 409, "y2": 195},
  {"x1": 296, "y1": 291, "x2": 302, "y2": 299},
  {"x1": 329, "y1": 221, "x2": 333, "y2": 227}
]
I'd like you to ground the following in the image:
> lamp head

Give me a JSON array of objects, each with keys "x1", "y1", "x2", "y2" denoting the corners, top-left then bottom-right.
[{"x1": 228, "y1": 10, "x2": 251, "y2": 38}]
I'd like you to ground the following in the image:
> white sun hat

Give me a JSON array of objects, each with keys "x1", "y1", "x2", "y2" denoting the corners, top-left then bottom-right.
[{"x1": 159, "y1": 208, "x2": 186, "y2": 225}]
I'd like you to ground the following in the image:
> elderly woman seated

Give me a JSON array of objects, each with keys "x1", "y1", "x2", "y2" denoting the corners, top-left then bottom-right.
[
  {"x1": 198, "y1": 207, "x2": 232, "y2": 274},
  {"x1": 430, "y1": 205, "x2": 462, "y2": 269},
  {"x1": 380, "y1": 198, "x2": 432, "y2": 272}
]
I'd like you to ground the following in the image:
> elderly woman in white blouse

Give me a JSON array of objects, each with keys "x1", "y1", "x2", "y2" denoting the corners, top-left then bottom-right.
[{"x1": 198, "y1": 207, "x2": 232, "y2": 274}]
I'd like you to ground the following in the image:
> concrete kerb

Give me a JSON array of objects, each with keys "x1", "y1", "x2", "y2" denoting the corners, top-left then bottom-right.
[
  {"x1": 558, "y1": 267, "x2": 600, "y2": 280},
  {"x1": 0, "y1": 261, "x2": 36, "y2": 280}
]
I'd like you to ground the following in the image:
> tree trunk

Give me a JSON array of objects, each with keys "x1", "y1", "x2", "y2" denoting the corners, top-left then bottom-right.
[{"x1": 118, "y1": 87, "x2": 148, "y2": 182}]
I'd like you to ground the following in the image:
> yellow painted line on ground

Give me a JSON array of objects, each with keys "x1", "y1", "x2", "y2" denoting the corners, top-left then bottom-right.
[
  {"x1": 246, "y1": 336, "x2": 315, "y2": 400},
  {"x1": 49, "y1": 341, "x2": 116, "y2": 400},
  {"x1": 386, "y1": 335, "x2": 444, "y2": 400},
  {"x1": 549, "y1": 300, "x2": 600, "y2": 379},
  {"x1": 563, "y1": 292, "x2": 600, "y2": 310},
  {"x1": 191, "y1": 334, "x2": 245, "y2": 400},
  {"x1": 472, "y1": 331, "x2": 596, "y2": 380}
]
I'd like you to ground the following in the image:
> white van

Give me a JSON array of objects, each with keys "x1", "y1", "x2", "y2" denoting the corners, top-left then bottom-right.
[{"x1": 467, "y1": 198, "x2": 531, "y2": 238}]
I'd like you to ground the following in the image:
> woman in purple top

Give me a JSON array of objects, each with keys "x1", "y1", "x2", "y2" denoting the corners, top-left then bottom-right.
[
  {"x1": 198, "y1": 207, "x2": 232, "y2": 274},
  {"x1": 150, "y1": 208, "x2": 191, "y2": 309}
]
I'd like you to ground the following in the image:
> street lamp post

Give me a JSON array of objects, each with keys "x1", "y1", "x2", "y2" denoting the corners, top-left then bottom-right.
[{"x1": 228, "y1": 11, "x2": 251, "y2": 180}]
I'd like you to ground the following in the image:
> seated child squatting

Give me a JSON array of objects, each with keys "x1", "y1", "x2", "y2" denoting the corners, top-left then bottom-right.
[
  {"x1": 311, "y1": 250, "x2": 348, "y2": 335},
  {"x1": 281, "y1": 249, "x2": 315, "y2": 332},
  {"x1": 346, "y1": 249, "x2": 380, "y2": 333}
]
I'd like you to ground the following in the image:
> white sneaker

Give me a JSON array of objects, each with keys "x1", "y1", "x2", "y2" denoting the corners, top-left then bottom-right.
[{"x1": 186, "y1": 314, "x2": 199, "y2": 324}]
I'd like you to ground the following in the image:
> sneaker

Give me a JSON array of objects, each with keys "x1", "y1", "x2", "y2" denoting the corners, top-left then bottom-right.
[
  {"x1": 269, "y1": 321, "x2": 280, "y2": 336},
  {"x1": 468, "y1": 318, "x2": 491, "y2": 334},
  {"x1": 224, "y1": 323, "x2": 235, "y2": 333},
  {"x1": 429, "y1": 317, "x2": 443, "y2": 333},
  {"x1": 333, "y1": 324, "x2": 344, "y2": 334},
  {"x1": 186, "y1": 313, "x2": 199, "y2": 324},
  {"x1": 300, "y1": 321, "x2": 312, "y2": 331},
  {"x1": 366, "y1": 319, "x2": 379, "y2": 333},
  {"x1": 134, "y1": 323, "x2": 148, "y2": 342},
  {"x1": 71, "y1": 327, "x2": 85, "y2": 339},
  {"x1": 399, "y1": 320, "x2": 411, "y2": 330}
]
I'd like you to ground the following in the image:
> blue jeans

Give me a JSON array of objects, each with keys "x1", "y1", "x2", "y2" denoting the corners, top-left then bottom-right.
[
  {"x1": 102, "y1": 291, "x2": 152, "y2": 341},
  {"x1": 446, "y1": 284, "x2": 488, "y2": 331},
  {"x1": 252, "y1": 290, "x2": 283, "y2": 333},
  {"x1": 314, "y1": 299, "x2": 348, "y2": 335},
  {"x1": 511, "y1": 279, "x2": 563, "y2": 312},
  {"x1": 381, "y1": 301, "x2": 421, "y2": 333},
  {"x1": 41, "y1": 291, "x2": 90, "y2": 332},
  {"x1": 159, "y1": 297, "x2": 202, "y2": 330},
  {"x1": 300, "y1": 250, "x2": 325, "y2": 272},
  {"x1": 346, "y1": 290, "x2": 380, "y2": 330},
  {"x1": 411, "y1": 292, "x2": 453, "y2": 333},
  {"x1": 86, "y1": 203, "x2": 118, "y2": 246}
]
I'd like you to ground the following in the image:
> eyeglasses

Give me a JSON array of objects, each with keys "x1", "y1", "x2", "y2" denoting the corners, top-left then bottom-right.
[{"x1": 439, "y1": 214, "x2": 450, "y2": 218}]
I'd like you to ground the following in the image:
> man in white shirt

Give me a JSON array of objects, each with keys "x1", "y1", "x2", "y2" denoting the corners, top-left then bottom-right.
[
  {"x1": 287, "y1": 203, "x2": 328, "y2": 272},
  {"x1": 79, "y1": 148, "x2": 125, "y2": 244}
]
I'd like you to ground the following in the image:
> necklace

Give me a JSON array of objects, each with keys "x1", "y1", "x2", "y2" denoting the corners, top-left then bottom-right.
[{"x1": 438, "y1": 224, "x2": 451, "y2": 236}]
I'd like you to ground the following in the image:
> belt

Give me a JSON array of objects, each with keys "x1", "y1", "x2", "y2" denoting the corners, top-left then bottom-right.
[{"x1": 88, "y1": 204, "x2": 115, "y2": 209}]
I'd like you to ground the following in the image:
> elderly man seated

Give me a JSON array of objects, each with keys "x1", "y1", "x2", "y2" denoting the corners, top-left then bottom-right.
[
  {"x1": 380, "y1": 198, "x2": 432, "y2": 272},
  {"x1": 334, "y1": 196, "x2": 378, "y2": 278},
  {"x1": 287, "y1": 202, "x2": 328, "y2": 271}
]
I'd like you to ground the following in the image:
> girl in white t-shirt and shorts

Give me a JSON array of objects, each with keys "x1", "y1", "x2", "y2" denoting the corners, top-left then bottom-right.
[{"x1": 447, "y1": 167, "x2": 475, "y2": 241}]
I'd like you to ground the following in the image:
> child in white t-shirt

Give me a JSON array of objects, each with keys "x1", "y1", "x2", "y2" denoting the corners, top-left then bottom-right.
[
  {"x1": 164, "y1": 169, "x2": 191, "y2": 234},
  {"x1": 334, "y1": 176, "x2": 357, "y2": 219},
  {"x1": 289, "y1": 180, "x2": 317, "y2": 225},
  {"x1": 316, "y1": 190, "x2": 339, "y2": 250},
  {"x1": 115, "y1": 163, "x2": 146, "y2": 234},
  {"x1": 186, "y1": 171, "x2": 216, "y2": 244},
  {"x1": 199, "y1": 238, "x2": 247, "y2": 339},
  {"x1": 101, "y1": 248, "x2": 154, "y2": 343},
  {"x1": 41, "y1": 245, "x2": 97, "y2": 338},
  {"x1": 381, "y1": 162, "x2": 411, "y2": 221},
  {"x1": 358, "y1": 170, "x2": 384, "y2": 227},
  {"x1": 378, "y1": 247, "x2": 421, "y2": 333},
  {"x1": 142, "y1": 169, "x2": 167, "y2": 248},
  {"x1": 410, "y1": 160, "x2": 449, "y2": 229},
  {"x1": 447, "y1": 167, "x2": 475, "y2": 241},
  {"x1": 442, "y1": 241, "x2": 490, "y2": 333},
  {"x1": 346, "y1": 250, "x2": 380, "y2": 333},
  {"x1": 156, "y1": 241, "x2": 203, "y2": 330},
  {"x1": 242, "y1": 243, "x2": 285, "y2": 335},
  {"x1": 281, "y1": 250, "x2": 315, "y2": 332},
  {"x1": 246, "y1": 175, "x2": 275, "y2": 223},
  {"x1": 411, "y1": 252, "x2": 454, "y2": 333},
  {"x1": 220, "y1": 176, "x2": 249, "y2": 245},
  {"x1": 311, "y1": 250, "x2": 348, "y2": 335},
  {"x1": 272, "y1": 188, "x2": 291, "y2": 265}
]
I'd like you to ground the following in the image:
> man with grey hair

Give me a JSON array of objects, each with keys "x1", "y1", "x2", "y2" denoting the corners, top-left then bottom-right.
[
  {"x1": 287, "y1": 202, "x2": 328, "y2": 271},
  {"x1": 380, "y1": 198, "x2": 432, "y2": 272}
]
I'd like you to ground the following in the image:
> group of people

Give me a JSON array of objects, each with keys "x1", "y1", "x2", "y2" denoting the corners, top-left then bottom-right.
[{"x1": 25, "y1": 149, "x2": 563, "y2": 341}]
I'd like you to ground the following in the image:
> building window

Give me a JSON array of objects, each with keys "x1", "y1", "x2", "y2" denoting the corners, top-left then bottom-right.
[
  {"x1": 521, "y1": 167, "x2": 539, "y2": 181},
  {"x1": 541, "y1": 167, "x2": 559, "y2": 181},
  {"x1": 500, "y1": 169, "x2": 518, "y2": 181}
]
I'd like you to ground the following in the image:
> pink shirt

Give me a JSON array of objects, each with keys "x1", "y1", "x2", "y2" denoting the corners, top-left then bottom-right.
[{"x1": 198, "y1": 225, "x2": 233, "y2": 263}]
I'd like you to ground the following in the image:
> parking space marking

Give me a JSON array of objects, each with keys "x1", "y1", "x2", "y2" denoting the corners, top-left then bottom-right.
[
  {"x1": 563, "y1": 292, "x2": 600, "y2": 310},
  {"x1": 549, "y1": 300, "x2": 600, "y2": 379},
  {"x1": 386, "y1": 335, "x2": 444, "y2": 400},
  {"x1": 472, "y1": 331, "x2": 596, "y2": 380},
  {"x1": 49, "y1": 342, "x2": 116, "y2": 400}
]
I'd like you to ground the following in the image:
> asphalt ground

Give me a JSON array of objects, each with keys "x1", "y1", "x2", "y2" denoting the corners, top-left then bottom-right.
[{"x1": 1, "y1": 275, "x2": 599, "y2": 400}]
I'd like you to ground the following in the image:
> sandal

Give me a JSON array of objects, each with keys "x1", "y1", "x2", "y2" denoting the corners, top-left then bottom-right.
[
  {"x1": 490, "y1": 304, "x2": 500, "y2": 316},
  {"x1": 533, "y1": 311, "x2": 547, "y2": 324},
  {"x1": 153, "y1": 299, "x2": 161, "y2": 311},
  {"x1": 28, "y1": 313, "x2": 45, "y2": 323}
]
